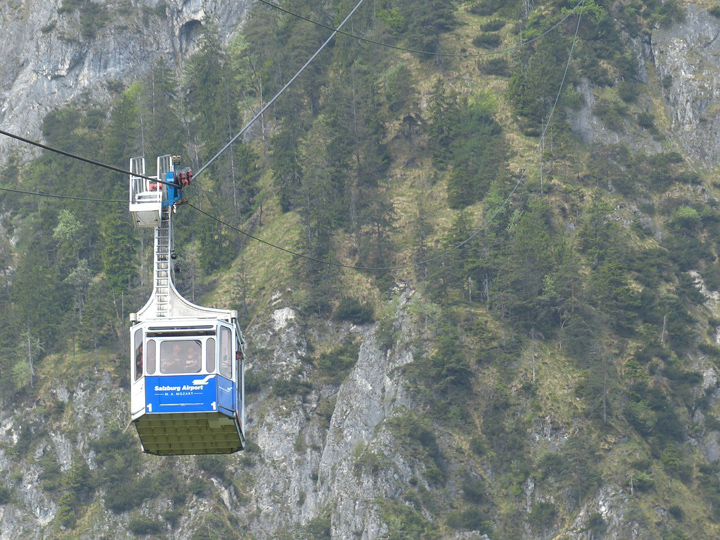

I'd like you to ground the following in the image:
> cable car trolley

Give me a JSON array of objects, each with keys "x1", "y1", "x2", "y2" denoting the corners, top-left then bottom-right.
[{"x1": 129, "y1": 155, "x2": 246, "y2": 455}]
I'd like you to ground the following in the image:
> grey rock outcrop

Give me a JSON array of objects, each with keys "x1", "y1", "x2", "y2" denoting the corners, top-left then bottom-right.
[
  {"x1": 0, "y1": 289, "x2": 429, "y2": 539},
  {"x1": 244, "y1": 291, "x2": 422, "y2": 538},
  {"x1": 567, "y1": 79, "x2": 663, "y2": 154},
  {"x1": 652, "y1": 5, "x2": 720, "y2": 163},
  {"x1": 0, "y1": 0, "x2": 251, "y2": 161}
]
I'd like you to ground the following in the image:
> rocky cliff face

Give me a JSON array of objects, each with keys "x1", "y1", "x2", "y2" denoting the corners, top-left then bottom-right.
[
  {"x1": 649, "y1": 5, "x2": 720, "y2": 164},
  {"x1": 0, "y1": 0, "x2": 250, "y2": 161},
  {"x1": 0, "y1": 283, "x2": 679, "y2": 539},
  {"x1": 568, "y1": 4, "x2": 720, "y2": 164},
  {"x1": 0, "y1": 288, "x2": 439, "y2": 539},
  {"x1": 247, "y1": 291, "x2": 419, "y2": 539}
]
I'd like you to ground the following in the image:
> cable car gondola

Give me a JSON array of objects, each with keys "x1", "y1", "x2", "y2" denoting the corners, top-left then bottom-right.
[{"x1": 128, "y1": 155, "x2": 246, "y2": 455}]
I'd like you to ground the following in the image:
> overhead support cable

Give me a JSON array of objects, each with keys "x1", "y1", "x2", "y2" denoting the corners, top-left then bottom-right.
[
  {"x1": 193, "y1": 0, "x2": 369, "y2": 180},
  {"x1": 0, "y1": 0, "x2": 587, "y2": 275},
  {"x1": 0, "y1": 128, "x2": 176, "y2": 187},
  {"x1": 0, "y1": 185, "x2": 125, "y2": 203},
  {"x1": 255, "y1": 0, "x2": 584, "y2": 58}
]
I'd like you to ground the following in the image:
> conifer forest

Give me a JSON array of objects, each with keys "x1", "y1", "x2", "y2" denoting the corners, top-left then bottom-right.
[{"x1": 2, "y1": 0, "x2": 720, "y2": 538}]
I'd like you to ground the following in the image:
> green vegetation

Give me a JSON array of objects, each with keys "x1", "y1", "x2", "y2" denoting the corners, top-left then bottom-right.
[
  {"x1": 472, "y1": 33, "x2": 502, "y2": 49},
  {"x1": 480, "y1": 19, "x2": 506, "y2": 32},
  {"x1": 273, "y1": 376, "x2": 312, "y2": 397},
  {"x1": 446, "y1": 508, "x2": 492, "y2": 533},
  {"x1": 388, "y1": 409, "x2": 446, "y2": 485},
  {"x1": 2, "y1": 0, "x2": 720, "y2": 537},
  {"x1": 300, "y1": 508, "x2": 332, "y2": 539},
  {"x1": 378, "y1": 498, "x2": 437, "y2": 539},
  {"x1": 479, "y1": 57, "x2": 510, "y2": 76},
  {"x1": 313, "y1": 338, "x2": 360, "y2": 384},
  {"x1": 128, "y1": 515, "x2": 165, "y2": 535},
  {"x1": 333, "y1": 296, "x2": 374, "y2": 324},
  {"x1": 58, "y1": 0, "x2": 110, "y2": 39}
]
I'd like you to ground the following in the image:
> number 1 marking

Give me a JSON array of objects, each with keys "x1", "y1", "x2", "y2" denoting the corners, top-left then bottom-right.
[{"x1": 147, "y1": 403, "x2": 152, "y2": 412}]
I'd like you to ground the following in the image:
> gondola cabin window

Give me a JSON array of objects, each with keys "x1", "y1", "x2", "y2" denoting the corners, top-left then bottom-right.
[
  {"x1": 160, "y1": 340, "x2": 202, "y2": 374},
  {"x1": 147, "y1": 339, "x2": 157, "y2": 374},
  {"x1": 134, "y1": 329, "x2": 143, "y2": 381},
  {"x1": 207, "y1": 338, "x2": 216, "y2": 372},
  {"x1": 220, "y1": 327, "x2": 232, "y2": 378}
]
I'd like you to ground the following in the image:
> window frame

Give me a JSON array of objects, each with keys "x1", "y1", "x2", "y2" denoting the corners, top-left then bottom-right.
[
  {"x1": 146, "y1": 339, "x2": 157, "y2": 375},
  {"x1": 219, "y1": 326, "x2": 233, "y2": 379},
  {"x1": 134, "y1": 328, "x2": 143, "y2": 381}
]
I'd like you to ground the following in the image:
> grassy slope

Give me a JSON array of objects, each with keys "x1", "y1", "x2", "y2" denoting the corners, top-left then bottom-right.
[
  {"x1": 8, "y1": 1, "x2": 720, "y2": 538},
  {"x1": 200, "y1": 2, "x2": 720, "y2": 536}
]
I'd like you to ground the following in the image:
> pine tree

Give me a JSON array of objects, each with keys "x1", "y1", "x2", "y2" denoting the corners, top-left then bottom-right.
[
  {"x1": 508, "y1": 34, "x2": 572, "y2": 124},
  {"x1": 271, "y1": 110, "x2": 305, "y2": 213},
  {"x1": 243, "y1": 3, "x2": 282, "y2": 95},
  {"x1": 385, "y1": 64, "x2": 418, "y2": 114},
  {"x1": 358, "y1": 184, "x2": 396, "y2": 267},
  {"x1": 297, "y1": 125, "x2": 338, "y2": 314},
  {"x1": 427, "y1": 79, "x2": 458, "y2": 169},
  {"x1": 397, "y1": 0, "x2": 457, "y2": 59},
  {"x1": 100, "y1": 195, "x2": 136, "y2": 293},
  {"x1": 103, "y1": 86, "x2": 140, "y2": 171},
  {"x1": 141, "y1": 60, "x2": 184, "y2": 161},
  {"x1": 79, "y1": 279, "x2": 117, "y2": 349},
  {"x1": 232, "y1": 142, "x2": 261, "y2": 219},
  {"x1": 196, "y1": 204, "x2": 234, "y2": 274},
  {"x1": 431, "y1": 210, "x2": 479, "y2": 302},
  {"x1": 10, "y1": 235, "x2": 69, "y2": 347},
  {"x1": 446, "y1": 96, "x2": 507, "y2": 208},
  {"x1": 184, "y1": 27, "x2": 236, "y2": 161}
]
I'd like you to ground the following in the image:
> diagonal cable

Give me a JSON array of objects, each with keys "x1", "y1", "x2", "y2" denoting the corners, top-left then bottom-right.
[
  {"x1": 192, "y1": 0, "x2": 587, "y2": 272},
  {"x1": 0, "y1": 128, "x2": 175, "y2": 187},
  {"x1": 0, "y1": 185, "x2": 125, "y2": 203},
  {"x1": 193, "y1": 0, "x2": 368, "y2": 180}
]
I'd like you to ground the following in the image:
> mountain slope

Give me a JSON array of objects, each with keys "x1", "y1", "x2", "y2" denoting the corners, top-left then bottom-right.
[{"x1": 3, "y1": 1, "x2": 720, "y2": 539}]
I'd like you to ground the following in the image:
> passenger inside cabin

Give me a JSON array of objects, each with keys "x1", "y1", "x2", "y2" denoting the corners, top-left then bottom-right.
[
  {"x1": 160, "y1": 341, "x2": 203, "y2": 374},
  {"x1": 135, "y1": 344, "x2": 143, "y2": 379},
  {"x1": 184, "y1": 344, "x2": 201, "y2": 373},
  {"x1": 161, "y1": 342, "x2": 184, "y2": 373}
]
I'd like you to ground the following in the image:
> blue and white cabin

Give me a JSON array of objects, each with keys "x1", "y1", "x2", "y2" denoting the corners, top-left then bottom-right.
[{"x1": 129, "y1": 155, "x2": 246, "y2": 455}]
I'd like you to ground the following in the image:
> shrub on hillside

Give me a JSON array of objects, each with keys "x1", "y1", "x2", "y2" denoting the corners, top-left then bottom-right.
[
  {"x1": 637, "y1": 111, "x2": 655, "y2": 129},
  {"x1": 472, "y1": 33, "x2": 502, "y2": 49},
  {"x1": 334, "y1": 297, "x2": 374, "y2": 324},
  {"x1": 618, "y1": 81, "x2": 641, "y2": 103},
  {"x1": 446, "y1": 508, "x2": 492, "y2": 532},
  {"x1": 314, "y1": 339, "x2": 360, "y2": 384},
  {"x1": 469, "y1": 0, "x2": 501, "y2": 16},
  {"x1": 479, "y1": 58, "x2": 509, "y2": 76},
  {"x1": 129, "y1": 515, "x2": 164, "y2": 535},
  {"x1": 528, "y1": 502, "x2": 557, "y2": 530},
  {"x1": 481, "y1": 19, "x2": 506, "y2": 31}
]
